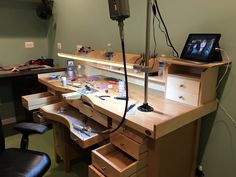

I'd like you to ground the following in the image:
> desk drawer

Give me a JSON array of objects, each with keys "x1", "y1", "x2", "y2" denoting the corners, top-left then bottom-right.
[
  {"x1": 40, "y1": 102, "x2": 108, "y2": 148},
  {"x1": 66, "y1": 99, "x2": 109, "y2": 128},
  {"x1": 22, "y1": 92, "x2": 59, "y2": 111},
  {"x1": 79, "y1": 102, "x2": 109, "y2": 128},
  {"x1": 166, "y1": 88, "x2": 199, "y2": 106},
  {"x1": 166, "y1": 76, "x2": 200, "y2": 106},
  {"x1": 92, "y1": 143, "x2": 147, "y2": 177},
  {"x1": 110, "y1": 132, "x2": 147, "y2": 160},
  {"x1": 89, "y1": 165, "x2": 105, "y2": 177},
  {"x1": 166, "y1": 76, "x2": 200, "y2": 94}
]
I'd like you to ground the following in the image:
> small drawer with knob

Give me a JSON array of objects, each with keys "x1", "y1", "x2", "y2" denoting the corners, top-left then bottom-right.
[
  {"x1": 92, "y1": 143, "x2": 147, "y2": 177},
  {"x1": 88, "y1": 165, "x2": 105, "y2": 177},
  {"x1": 110, "y1": 132, "x2": 147, "y2": 160},
  {"x1": 166, "y1": 75, "x2": 200, "y2": 94},
  {"x1": 165, "y1": 75, "x2": 200, "y2": 106}
]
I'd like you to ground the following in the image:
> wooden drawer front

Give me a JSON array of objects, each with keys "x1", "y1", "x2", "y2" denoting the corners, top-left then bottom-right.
[
  {"x1": 130, "y1": 167, "x2": 146, "y2": 177},
  {"x1": 166, "y1": 76, "x2": 200, "y2": 94},
  {"x1": 22, "y1": 92, "x2": 59, "y2": 111},
  {"x1": 110, "y1": 132, "x2": 147, "y2": 160},
  {"x1": 166, "y1": 88, "x2": 199, "y2": 106},
  {"x1": 89, "y1": 165, "x2": 105, "y2": 177},
  {"x1": 79, "y1": 102, "x2": 109, "y2": 128},
  {"x1": 92, "y1": 143, "x2": 147, "y2": 177}
]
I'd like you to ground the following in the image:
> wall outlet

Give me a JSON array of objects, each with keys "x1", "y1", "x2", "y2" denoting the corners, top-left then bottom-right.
[
  {"x1": 57, "y1": 42, "x2": 62, "y2": 50},
  {"x1": 25, "y1": 42, "x2": 34, "y2": 48}
]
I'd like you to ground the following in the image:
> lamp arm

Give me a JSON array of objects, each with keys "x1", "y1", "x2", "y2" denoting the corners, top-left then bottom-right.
[{"x1": 138, "y1": 0, "x2": 154, "y2": 112}]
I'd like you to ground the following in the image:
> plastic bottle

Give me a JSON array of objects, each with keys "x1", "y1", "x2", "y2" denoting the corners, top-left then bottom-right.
[
  {"x1": 118, "y1": 80, "x2": 126, "y2": 97},
  {"x1": 106, "y1": 43, "x2": 113, "y2": 59},
  {"x1": 158, "y1": 61, "x2": 165, "y2": 77},
  {"x1": 77, "y1": 64, "x2": 83, "y2": 77},
  {"x1": 66, "y1": 65, "x2": 75, "y2": 78}
]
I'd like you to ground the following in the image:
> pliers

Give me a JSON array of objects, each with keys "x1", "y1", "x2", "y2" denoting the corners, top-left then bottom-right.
[{"x1": 97, "y1": 95, "x2": 111, "y2": 100}]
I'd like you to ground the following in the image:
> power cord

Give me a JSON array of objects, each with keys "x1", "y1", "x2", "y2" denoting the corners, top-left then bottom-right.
[
  {"x1": 216, "y1": 99, "x2": 236, "y2": 127},
  {"x1": 215, "y1": 48, "x2": 231, "y2": 90},
  {"x1": 152, "y1": 0, "x2": 179, "y2": 58},
  {"x1": 215, "y1": 48, "x2": 236, "y2": 127},
  {"x1": 78, "y1": 20, "x2": 129, "y2": 135}
]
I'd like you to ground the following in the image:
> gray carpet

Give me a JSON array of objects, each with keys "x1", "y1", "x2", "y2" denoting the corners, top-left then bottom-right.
[{"x1": 5, "y1": 129, "x2": 88, "y2": 177}]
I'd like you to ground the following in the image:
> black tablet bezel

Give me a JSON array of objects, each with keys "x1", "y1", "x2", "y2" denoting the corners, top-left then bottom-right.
[{"x1": 180, "y1": 33, "x2": 221, "y2": 63}]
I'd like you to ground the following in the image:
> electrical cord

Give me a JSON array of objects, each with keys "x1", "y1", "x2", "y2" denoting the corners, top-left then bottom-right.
[
  {"x1": 215, "y1": 48, "x2": 231, "y2": 90},
  {"x1": 152, "y1": 6, "x2": 158, "y2": 57},
  {"x1": 152, "y1": 3, "x2": 171, "y2": 49},
  {"x1": 214, "y1": 48, "x2": 235, "y2": 127},
  {"x1": 80, "y1": 20, "x2": 129, "y2": 135},
  {"x1": 216, "y1": 99, "x2": 236, "y2": 127},
  {"x1": 134, "y1": 54, "x2": 143, "y2": 64},
  {"x1": 153, "y1": 0, "x2": 179, "y2": 58}
]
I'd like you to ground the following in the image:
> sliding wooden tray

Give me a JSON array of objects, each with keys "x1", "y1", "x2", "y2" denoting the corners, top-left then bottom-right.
[
  {"x1": 22, "y1": 91, "x2": 60, "y2": 111},
  {"x1": 110, "y1": 132, "x2": 147, "y2": 160},
  {"x1": 40, "y1": 102, "x2": 108, "y2": 148},
  {"x1": 89, "y1": 165, "x2": 105, "y2": 177},
  {"x1": 92, "y1": 143, "x2": 147, "y2": 177}
]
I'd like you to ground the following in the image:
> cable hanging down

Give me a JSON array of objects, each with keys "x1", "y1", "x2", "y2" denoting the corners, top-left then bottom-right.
[{"x1": 152, "y1": 0, "x2": 179, "y2": 58}]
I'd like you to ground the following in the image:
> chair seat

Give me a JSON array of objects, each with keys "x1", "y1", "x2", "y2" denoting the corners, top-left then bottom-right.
[{"x1": 0, "y1": 148, "x2": 51, "y2": 177}]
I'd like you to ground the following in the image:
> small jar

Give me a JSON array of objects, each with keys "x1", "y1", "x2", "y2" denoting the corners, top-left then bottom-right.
[
  {"x1": 77, "y1": 64, "x2": 83, "y2": 77},
  {"x1": 118, "y1": 80, "x2": 126, "y2": 97},
  {"x1": 158, "y1": 61, "x2": 165, "y2": 77},
  {"x1": 106, "y1": 43, "x2": 113, "y2": 59},
  {"x1": 61, "y1": 77, "x2": 67, "y2": 86}
]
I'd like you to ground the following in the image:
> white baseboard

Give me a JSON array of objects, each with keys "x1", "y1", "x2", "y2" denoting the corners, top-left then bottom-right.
[{"x1": 1, "y1": 117, "x2": 17, "y2": 125}]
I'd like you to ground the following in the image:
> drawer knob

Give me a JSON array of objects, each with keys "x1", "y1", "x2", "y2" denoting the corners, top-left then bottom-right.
[
  {"x1": 179, "y1": 84, "x2": 185, "y2": 88},
  {"x1": 101, "y1": 166, "x2": 106, "y2": 170},
  {"x1": 120, "y1": 143, "x2": 125, "y2": 147},
  {"x1": 179, "y1": 96, "x2": 184, "y2": 100}
]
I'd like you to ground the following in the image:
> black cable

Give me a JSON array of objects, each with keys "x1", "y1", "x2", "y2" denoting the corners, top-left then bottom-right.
[
  {"x1": 134, "y1": 55, "x2": 143, "y2": 64},
  {"x1": 153, "y1": 0, "x2": 179, "y2": 58},
  {"x1": 152, "y1": 10, "x2": 157, "y2": 57},
  {"x1": 81, "y1": 20, "x2": 129, "y2": 135},
  {"x1": 152, "y1": 3, "x2": 171, "y2": 48}
]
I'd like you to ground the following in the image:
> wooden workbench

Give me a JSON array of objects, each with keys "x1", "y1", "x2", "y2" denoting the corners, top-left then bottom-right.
[{"x1": 35, "y1": 70, "x2": 217, "y2": 177}]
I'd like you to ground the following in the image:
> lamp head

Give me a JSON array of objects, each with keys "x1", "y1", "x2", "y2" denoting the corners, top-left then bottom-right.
[
  {"x1": 36, "y1": 0, "x2": 53, "y2": 20},
  {"x1": 108, "y1": 0, "x2": 130, "y2": 21}
]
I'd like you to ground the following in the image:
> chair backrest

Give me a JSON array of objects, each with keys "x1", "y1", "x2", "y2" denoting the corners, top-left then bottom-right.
[{"x1": 0, "y1": 117, "x2": 5, "y2": 151}]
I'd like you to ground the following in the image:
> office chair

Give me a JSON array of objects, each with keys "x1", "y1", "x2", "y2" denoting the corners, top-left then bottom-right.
[{"x1": 0, "y1": 119, "x2": 51, "y2": 177}]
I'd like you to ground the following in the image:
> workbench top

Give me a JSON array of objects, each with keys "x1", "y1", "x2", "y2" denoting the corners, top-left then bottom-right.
[{"x1": 38, "y1": 72, "x2": 217, "y2": 139}]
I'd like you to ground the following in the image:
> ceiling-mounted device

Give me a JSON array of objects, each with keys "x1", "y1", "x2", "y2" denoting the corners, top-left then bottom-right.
[{"x1": 36, "y1": 0, "x2": 53, "y2": 20}]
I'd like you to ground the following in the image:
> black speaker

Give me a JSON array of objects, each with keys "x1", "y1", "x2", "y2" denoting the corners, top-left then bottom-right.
[
  {"x1": 108, "y1": 0, "x2": 130, "y2": 21},
  {"x1": 36, "y1": 0, "x2": 53, "y2": 20}
]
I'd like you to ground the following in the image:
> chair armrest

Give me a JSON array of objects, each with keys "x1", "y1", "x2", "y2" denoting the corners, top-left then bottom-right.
[{"x1": 14, "y1": 122, "x2": 48, "y2": 135}]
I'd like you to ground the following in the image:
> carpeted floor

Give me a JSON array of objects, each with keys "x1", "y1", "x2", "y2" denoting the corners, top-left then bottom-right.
[{"x1": 5, "y1": 129, "x2": 89, "y2": 177}]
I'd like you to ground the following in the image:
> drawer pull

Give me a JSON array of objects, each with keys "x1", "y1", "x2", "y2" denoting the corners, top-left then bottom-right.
[
  {"x1": 101, "y1": 166, "x2": 106, "y2": 170},
  {"x1": 179, "y1": 84, "x2": 185, "y2": 88},
  {"x1": 120, "y1": 143, "x2": 125, "y2": 147},
  {"x1": 179, "y1": 96, "x2": 184, "y2": 100}
]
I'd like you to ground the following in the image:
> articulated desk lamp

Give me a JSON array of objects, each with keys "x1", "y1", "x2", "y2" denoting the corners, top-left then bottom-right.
[
  {"x1": 108, "y1": 0, "x2": 154, "y2": 112},
  {"x1": 58, "y1": 0, "x2": 154, "y2": 134}
]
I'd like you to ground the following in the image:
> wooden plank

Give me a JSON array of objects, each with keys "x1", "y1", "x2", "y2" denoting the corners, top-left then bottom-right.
[{"x1": 148, "y1": 121, "x2": 200, "y2": 177}]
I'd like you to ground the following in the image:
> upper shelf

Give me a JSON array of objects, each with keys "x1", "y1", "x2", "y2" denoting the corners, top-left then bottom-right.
[
  {"x1": 58, "y1": 50, "x2": 165, "y2": 84},
  {"x1": 160, "y1": 57, "x2": 230, "y2": 68},
  {"x1": 57, "y1": 50, "x2": 230, "y2": 84},
  {"x1": 58, "y1": 51, "x2": 139, "y2": 69}
]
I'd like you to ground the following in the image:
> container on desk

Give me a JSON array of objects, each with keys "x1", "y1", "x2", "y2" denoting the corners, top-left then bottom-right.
[
  {"x1": 77, "y1": 64, "x2": 84, "y2": 77},
  {"x1": 158, "y1": 61, "x2": 165, "y2": 77}
]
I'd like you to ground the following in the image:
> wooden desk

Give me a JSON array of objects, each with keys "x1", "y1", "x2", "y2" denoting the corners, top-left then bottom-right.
[
  {"x1": 0, "y1": 67, "x2": 65, "y2": 123},
  {"x1": 33, "y1": 71, "x2": 217, "y2": 177}
]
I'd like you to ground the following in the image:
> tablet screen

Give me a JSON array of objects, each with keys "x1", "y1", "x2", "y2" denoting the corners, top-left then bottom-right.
[{"x1": 180, "y1": 34, "x2": 221, "y2": 62}]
